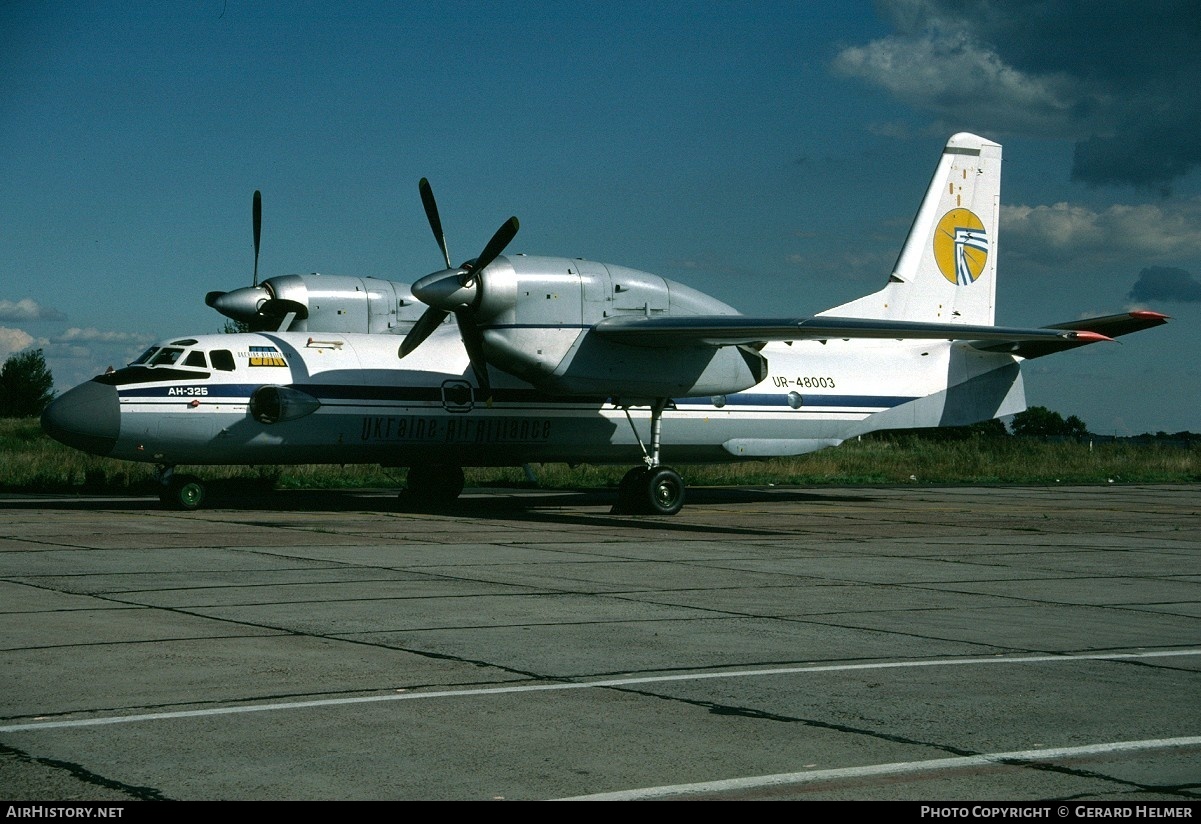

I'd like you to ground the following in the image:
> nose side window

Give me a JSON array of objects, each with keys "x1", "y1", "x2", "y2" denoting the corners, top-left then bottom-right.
[{"x1": 210, "y1": 350, "x2": 236, "y2": 371}]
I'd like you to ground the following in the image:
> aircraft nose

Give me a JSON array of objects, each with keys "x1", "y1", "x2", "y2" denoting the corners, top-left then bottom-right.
[{"x1": 41, "y1": 379, "x2": 120, "y2": 456}]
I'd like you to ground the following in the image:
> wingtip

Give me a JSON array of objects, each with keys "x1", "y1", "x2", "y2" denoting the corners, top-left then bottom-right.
[{"x1": 1129, "y1": 310, "x2": 1171, "y2": 322}]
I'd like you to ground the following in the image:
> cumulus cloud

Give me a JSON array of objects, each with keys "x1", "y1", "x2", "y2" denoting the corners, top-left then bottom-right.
[
  {"x1": 833, "y1": 23, "x2": 1082, "y2": 136},
  {"x1": 0, "y1": 298, "x2": 66, "y2": 322},
  {"x1": 51, "y1": 327, "x2": 149, "y2": 344},
  {"x1": 1001, "y1": 198, "x2": 1201, "y2": 265},
  {"x1": 0, "y1": 327, "x2": 36, "y2": 361},
  {"x1": 834, "y1": 0, "x2": 1201, "y2": 189},
  {"x1": 1128, "y1": 267, "x2": 1201, "y2": 303}
]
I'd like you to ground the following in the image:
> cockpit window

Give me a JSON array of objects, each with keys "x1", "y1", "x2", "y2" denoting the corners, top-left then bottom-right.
[
  {"x1": 149, "y1": 347, "x2": 184, "y2": 366},
  {"x1": 211, "y1": 350, "x2": 235, "y2": 371},
  {"x1": 98, "y1": 344, "x2": 217, "y2": 385},
  {"x1": 94, "y1": 367, "x2": 211, "y2": 386},
  {"x1": 132, "y1": 347, "x2": 159, "y2": 365}
]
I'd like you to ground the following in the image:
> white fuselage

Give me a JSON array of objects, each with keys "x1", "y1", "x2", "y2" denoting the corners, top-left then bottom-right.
[{"x1": 57, "y1": 325, "x2": 1025, "y2": 469}]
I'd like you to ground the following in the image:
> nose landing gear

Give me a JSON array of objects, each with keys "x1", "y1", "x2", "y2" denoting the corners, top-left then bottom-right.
[{"x1": 156, "y1": 466, "x2": 206, "y2": 511}]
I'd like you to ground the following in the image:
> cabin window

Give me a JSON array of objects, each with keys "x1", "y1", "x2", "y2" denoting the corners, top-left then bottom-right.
[
  {"x1": 210, "y1": 350, "x2": 235, "y2": 371},
  {"x1": 184, "y1": 351, "x2": 208, "y2": 368}
]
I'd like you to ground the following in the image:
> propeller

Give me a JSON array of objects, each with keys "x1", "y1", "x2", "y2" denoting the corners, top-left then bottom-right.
[
  {"x1": 400, "y1": 178, "x2": 519, "y2": 398},
  {"x1": 206, "y1": 190, "x2": 270, "y2": 324},
  {"x1": 252, "y1": 189, "x2": 262, "y2": 287},
  {"x1": 419, "y1": 178, "x2": 450, "y2": 269}
]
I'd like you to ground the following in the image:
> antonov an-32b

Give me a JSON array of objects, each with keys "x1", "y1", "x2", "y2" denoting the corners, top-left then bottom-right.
[{"x1": 42, "y1": 133, "x2": 1167, "y2": 514}]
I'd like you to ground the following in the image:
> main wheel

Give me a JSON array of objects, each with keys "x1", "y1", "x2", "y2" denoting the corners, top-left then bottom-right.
[
  {"x1": 404, "y1": 465, "x2": 465, "y2": 509},
  {"x1": 643, "y1": 466, "x2": 686, "y2": 515},
  {"x1": 160, "y1": 474, "x2": 206, "y2": 511}
]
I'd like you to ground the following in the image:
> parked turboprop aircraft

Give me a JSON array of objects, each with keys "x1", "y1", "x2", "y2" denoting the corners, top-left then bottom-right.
[{"x1": 42, "y1": 133, "x2": 1167, "y2": 514}]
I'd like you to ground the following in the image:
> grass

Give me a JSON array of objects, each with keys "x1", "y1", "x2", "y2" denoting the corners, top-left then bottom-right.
[{"x1": 3, "y1": 417, "x2": 1198, "y2": 495}]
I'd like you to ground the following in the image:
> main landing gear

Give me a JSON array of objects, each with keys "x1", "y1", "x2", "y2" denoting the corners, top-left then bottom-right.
[
  {"x1": 156, "y1": 466, "x2": 206, "y2": 511},
  {"x1": 614, "y1": 399, "x2": 686, "y2": 515}
]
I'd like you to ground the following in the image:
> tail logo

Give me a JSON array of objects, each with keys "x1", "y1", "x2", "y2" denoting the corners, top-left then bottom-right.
[{"x1": 933, "y1": 209, "x2": 988, "y2": 285}]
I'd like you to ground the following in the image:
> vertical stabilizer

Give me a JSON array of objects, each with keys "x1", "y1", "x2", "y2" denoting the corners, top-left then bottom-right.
[{"x1": 819, "y1": 133, "x2": 1001, "y2": 325}]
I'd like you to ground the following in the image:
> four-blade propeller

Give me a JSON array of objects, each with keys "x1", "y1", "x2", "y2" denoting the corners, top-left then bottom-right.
[{"x1": 400, "y1": 178, "x2": 519, "y2": 396}]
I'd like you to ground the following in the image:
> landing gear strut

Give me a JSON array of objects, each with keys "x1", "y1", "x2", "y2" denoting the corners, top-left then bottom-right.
[
  {"x1": 156, "y1": 465, "x2": 206, "y2": 511},
  {"x1": 615, "y1": 400, "x2": 686, "y2": 515}
]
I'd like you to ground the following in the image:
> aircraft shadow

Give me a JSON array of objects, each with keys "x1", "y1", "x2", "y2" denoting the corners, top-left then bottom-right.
[{"x1": 0, "y1": 486, "x2": 879, "y2": 535}]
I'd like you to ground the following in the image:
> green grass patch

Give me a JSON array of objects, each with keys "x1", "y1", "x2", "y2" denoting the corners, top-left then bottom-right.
[{"x1": 3, "y1": 417, "x2": 1197, "y2": 494}]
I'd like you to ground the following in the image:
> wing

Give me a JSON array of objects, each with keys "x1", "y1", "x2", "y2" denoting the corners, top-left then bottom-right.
[
  {"x1": 590, "y1": 314, "x2": 1124, "y2": 349},
  {"x1": 969, "y1": 310, "x2": 1170, "y2": 358}
]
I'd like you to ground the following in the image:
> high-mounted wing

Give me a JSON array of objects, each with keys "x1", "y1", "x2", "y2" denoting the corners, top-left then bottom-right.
[
  {"x1": 970, "y1": 310, "x2": 1169, "y2": 359},
  {"x1": 590, "y1": 314, "x2": 1120, "y2": 349}
]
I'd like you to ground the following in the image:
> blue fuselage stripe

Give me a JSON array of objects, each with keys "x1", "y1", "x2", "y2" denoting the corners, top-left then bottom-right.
[{"x1": 115, "y1": 382, "x2": 913, "y2": 410}]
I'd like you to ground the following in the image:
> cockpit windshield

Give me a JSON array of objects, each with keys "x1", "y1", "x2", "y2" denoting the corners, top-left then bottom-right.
[
  {"x1": 100, "y1": 345, "x2": 212, "y2": 386},
  {"x1": 149, "y1": 347, "x2": 185, "y2": 366},
  {"x1": 97, "y1": 344, "x2": 236, "y2": 385},
  {"x1": 132, "y1": 346, "x2": 159, "y2": 365}
]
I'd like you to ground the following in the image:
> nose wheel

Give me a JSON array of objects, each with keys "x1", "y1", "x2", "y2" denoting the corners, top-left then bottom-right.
[{"x1": 156, "y1": 467, "x2": 206, "y2": 511}]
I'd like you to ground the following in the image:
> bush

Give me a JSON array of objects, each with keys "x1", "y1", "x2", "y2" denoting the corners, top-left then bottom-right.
[{"x1": 0, "y1": 349, "x2": 55, "y2": 418}]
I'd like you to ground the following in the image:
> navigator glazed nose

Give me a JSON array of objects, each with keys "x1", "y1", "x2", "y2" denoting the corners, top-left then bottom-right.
[{"x1": 41, "y1": 379, "x2": 120, "y2": 456}]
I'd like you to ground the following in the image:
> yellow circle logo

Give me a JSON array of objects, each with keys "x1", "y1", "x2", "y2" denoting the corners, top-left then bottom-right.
[{"x1": 933, "y1": 209, "x2": 988, "y2": 285}]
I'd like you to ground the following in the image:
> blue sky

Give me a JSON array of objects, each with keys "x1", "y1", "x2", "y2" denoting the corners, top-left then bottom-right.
[{"x1": 2, "y1": 0, "x2": 1198, "y2": 435}]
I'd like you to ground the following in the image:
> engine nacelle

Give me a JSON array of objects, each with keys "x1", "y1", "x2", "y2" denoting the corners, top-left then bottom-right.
[
  {"x1": 249, "y1": 385, "x2": 321, "y2": 424},
  {"x1": 476, "y1": 255, "x2": 757, "y2": 396},
  {"x1": 266, "y1": 275, "x2": 421, "y2": 334},
  {"x1": 210, "y1": 275, "x2": 427, "y2": 334}
]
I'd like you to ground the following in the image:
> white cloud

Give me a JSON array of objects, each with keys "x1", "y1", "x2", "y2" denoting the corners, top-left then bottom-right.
[
  {"x1": 833, "y1": 27, "x2": 1082, "y2": 136},
  {"x1": 0, "y1": 327, "x2": 35, "y2": 361},
  {"x1": 51, "y1": 327, "x2": 150, "y2": 344},
  {"x1": 0, "y1": 298, "x2": 66, "y2": 322},
  {"x1": 835, "y1": 0, "x2": 1201, "y2": 187},
  {"x1": 1001, "y1": 198, "x2": 1201, "y2": 265}
]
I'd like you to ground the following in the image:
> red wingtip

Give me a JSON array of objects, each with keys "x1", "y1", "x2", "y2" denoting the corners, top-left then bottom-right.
[{"x1": 1130, "y1": 310, "x2": 1171, "y2": 321}]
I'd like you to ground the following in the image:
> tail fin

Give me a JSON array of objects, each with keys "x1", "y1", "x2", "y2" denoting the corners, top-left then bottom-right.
[{"x1": 819, "y1": 132, "x2": 1001, "y2": 326}]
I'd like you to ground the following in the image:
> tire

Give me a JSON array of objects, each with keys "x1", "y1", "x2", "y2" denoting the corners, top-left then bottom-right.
[
  {"x1": 162, "y1": 474, "x2": 206, "y2": 511},
  {"x1": 643, "y1": 467, "x2": 685, "y2": 516}
]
